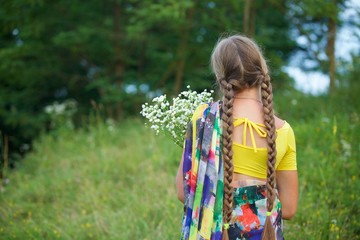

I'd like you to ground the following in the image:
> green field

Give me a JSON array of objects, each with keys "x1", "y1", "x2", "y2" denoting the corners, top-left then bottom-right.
[{"x1": 0, "y1": 95, "x2": 359, "y2": 239}]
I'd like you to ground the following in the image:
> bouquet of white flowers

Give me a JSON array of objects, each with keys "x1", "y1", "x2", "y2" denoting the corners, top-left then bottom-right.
[{"x1": 140, "y1": 86, "x2": 214, "y2": 146}]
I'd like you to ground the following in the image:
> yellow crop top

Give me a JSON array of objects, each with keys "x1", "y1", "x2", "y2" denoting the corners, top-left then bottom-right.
[{"x1": 232, "y1": 117, "x2": 297, "y2": 179}]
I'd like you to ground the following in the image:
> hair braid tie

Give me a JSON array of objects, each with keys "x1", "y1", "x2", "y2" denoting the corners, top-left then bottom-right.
[{"x1": 221, "y1": 81, "x2": 234, "y2": 240}]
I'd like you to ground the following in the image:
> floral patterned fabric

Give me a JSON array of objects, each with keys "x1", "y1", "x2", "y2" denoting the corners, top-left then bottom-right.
[
  {"x1": 228, "y1": 185, "x2": 284, "y2": 240},
  {"x1": 180, "y1": 101, "x2": 224, "y2": 240}
]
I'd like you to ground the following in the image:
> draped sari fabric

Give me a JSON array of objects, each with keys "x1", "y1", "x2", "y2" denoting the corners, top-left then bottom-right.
[{"x1": 180, "y1": 101, "x2": 224, "y2": 240}]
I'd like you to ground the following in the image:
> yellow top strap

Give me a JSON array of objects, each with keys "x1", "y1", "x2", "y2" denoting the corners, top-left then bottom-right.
[{"x1": 233, "y1": 118, "x2": 267, "y2": 152}]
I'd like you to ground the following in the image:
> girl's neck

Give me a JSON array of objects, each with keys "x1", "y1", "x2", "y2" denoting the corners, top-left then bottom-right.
[{"x1": 234, "y1": 88, "x2": 261, "y2": 103}]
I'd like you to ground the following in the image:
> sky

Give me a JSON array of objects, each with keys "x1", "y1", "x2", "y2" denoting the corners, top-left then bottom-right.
[{"x1": 285, "y1": 0, "x2": 360, "y2": 95}]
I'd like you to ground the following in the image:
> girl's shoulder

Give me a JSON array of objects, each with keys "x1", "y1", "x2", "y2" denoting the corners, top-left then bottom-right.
[
  {"x1": 274, "y1": 116, "x2": 296, "y2": 142},
  {"x1": 275, "y1": 115, "x2": 287, "y2": 130}
]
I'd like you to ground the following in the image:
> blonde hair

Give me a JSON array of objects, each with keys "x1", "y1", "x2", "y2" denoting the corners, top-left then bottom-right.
[{"x1": 211, "y1": 35, "x2": 277, "y2": 240}]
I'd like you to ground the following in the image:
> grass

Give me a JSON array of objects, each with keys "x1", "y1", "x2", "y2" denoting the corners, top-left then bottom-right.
[
  {"x1": 0, "y1": 119, "x2": 183, "y2": 239},
  {"x1": 285, "y1": 115, "x2": 360, "y2": 239},
  {"x1": 0, "y1": 94, "x2": 360, "y2": 239}
]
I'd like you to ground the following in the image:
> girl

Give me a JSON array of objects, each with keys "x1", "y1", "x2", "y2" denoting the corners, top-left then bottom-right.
[{"x1": 176, "y1": 35, "x2": 298, "y2": 240}]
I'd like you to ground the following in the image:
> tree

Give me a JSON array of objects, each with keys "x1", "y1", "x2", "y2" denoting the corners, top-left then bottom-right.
[
  {"x1": 0, "y1": 0, "x2": 299, "y2": 162},
  {"x1": 243, "y1": 0, "x2": 256, "y2": 37},
  {"x1": 287, "y1": 0, "x2": 346, "y2": 95}
]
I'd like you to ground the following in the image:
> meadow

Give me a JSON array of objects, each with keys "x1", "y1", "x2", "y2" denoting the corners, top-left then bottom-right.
[{"x1": 0, "y1": 93, "x2": 359, "y2": 240}]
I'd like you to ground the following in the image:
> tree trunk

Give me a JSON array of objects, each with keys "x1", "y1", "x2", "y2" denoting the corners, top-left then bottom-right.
[
  {"x1": 174, "y1": 5, "x2": 195, "y2": 95},
  {"x1": 158, "y1": 61, "x2": 176, "y2": 89},
  {"x1": 137, "y1": 37, "x2": 147, "y2": 82},
  {"x1": 0, "y1": 133, "x2": 3, "y2": 180},
  {"x1": 326, "y1": 16, "x2": 337, "y2": 96},
  {"x1": 1, "y1": 135, "x2": 8, "y2": 181},
  {"x1": 243, "y1": 0, "x2": 256, "y2": 37},
  {"x1": 113, "y1": 2, "x2": 125, "y2": 119}
]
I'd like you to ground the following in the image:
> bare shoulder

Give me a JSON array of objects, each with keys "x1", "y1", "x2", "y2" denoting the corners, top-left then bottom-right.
[{"x1": 274, "y1": 115, "x2": 286, "y2": 130}]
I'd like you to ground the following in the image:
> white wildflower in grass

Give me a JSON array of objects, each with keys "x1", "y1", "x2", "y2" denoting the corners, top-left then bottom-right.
[
  {"x1": 140, "y1": 86, "x2": 213, "y2": 146},
  {"x1": 340, "y1": 138, "x2": 351, "y2": 160},
  {"x1": 44, "y1": 99, "x2": 78, "y2": 129}
]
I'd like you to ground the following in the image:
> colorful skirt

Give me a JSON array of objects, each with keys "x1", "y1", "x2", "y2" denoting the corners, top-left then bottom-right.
[{"x1": 228, "y1": 185, "x2": 284, "y2": 240}]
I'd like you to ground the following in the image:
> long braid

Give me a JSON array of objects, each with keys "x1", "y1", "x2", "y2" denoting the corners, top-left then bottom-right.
[
  {"x1": 211, "y1": 35, "x2": 279, "y2": 239},
  {"x1": 260, "y1": 73, "x2": 277, "y2": 240},
  {"x1": 220, "y1": 80, "x2": 234, "y2": 240}
]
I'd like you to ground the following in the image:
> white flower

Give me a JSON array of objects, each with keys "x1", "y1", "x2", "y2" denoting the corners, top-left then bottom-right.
[
  {"x1": 141, "y1": 86, "x2": 213, "y2": 146},
  {"x1": 340, "y1": 138, "x2": 351, "y2": 160}
]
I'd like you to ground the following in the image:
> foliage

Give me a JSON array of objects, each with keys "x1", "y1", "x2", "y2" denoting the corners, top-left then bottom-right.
[
  {"x1": 287, "y1": 114, "x2": 360, "y2": 239},
  {"x1": 337, "y1": 53, "x2": 360, "y2": 111},
  {"x1": 0, "y1": 1, "x2": 359, "y2": 239},
  {"x1": 0, "y1": 119, "x2": 183, "y2": 239},
  {"x1": 0, "y1": 0, "x2": 302, "y2": 162},
  {"x1": 0, "y1": 92, "x2": 359, "y2": 239},
  {"x1": 287, "y1": 0, "x2": 345, "y2": 70},
  {"x1": 44, "y1": 99, "x2": 78, "y2": 130}
]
